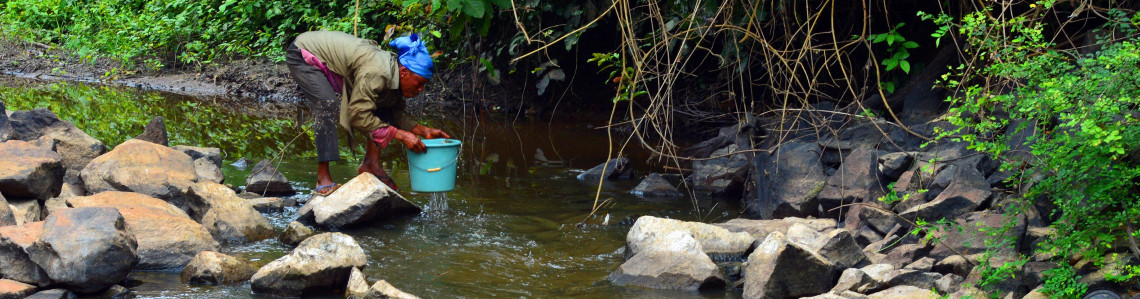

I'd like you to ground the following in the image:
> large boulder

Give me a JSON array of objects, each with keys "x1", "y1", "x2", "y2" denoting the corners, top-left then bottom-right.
[
  {"x1": 816, "y1": 148, "x2": 888, "y2": 218},
  {"x1": 180, "y1": 251, "x2": 257, "y2": 285},
  {"x1": 245, "y1": 160, "x2": 295, "y2": 196},
  {"x1": 0, "y1": 222, "x2": 50, "y2": 286},
  {"x1": 0, "y1": 140, "x2": 64, "y2": 200},
  {"x1": 27, "y1": 207, "x2": 138, "y2": 294},
  {"x1": 608, "y1": 230, "x2": 725, "y2": 290},
  {"x1": 305, "y1": 173, "x2": 421, "y2": 229},
  {"x1": 7, "y1": 108, "x2": 106, "y2": 184},
  {"x1": 743, "y1": 232, "x2": 838, "y2": 299},
  {"x1": 745, "y1": 142, "x2": 827, "y2": 219},
  {"x1": 715, "y1": 217, "x2": 836, "y2": 243},
  {"x1": 131, "y1": 116, "x2": 168, "y2": 146},
  {"x1": 577, "y1": 157, "x2": 631, "y2": 181},
  {"x1": 899, "y1": 165, "x2": 991, "y2": 222},
  {"x1": 628, "y1": 173, "x2": 683, "y2": 197},
  {"x1": 0, "y1": 192, "x2": 15, "y2": 226},
  {"x1": 67, "y1": 191, "x2": 218, "y2": 270},
  {"x1": 627, "y1": 216, "x2": 755, "y2": 261},
  {"x1": 0, "y1": 279, "x2": 36, "y2": 299},
  {"x1": 689, "y1": 144, "x2": 751, "y2": 196},
  {"x1": 173, "y1": 145, "x2": 224, "y2": 184},
  {"x1": 186, "y1": 182, "x2": 274, "y2": 243},
  {"x1": 250, "y1": 232, "x2": 368, "y2": 296},
  {"x1": 79, "y1": 139, "x2": 199, "y2": 212}
]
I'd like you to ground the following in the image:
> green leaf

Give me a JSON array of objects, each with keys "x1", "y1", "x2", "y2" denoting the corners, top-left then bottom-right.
[
  {"x1": 430, "y1": 30, "x2": 442, "y2": 38},
  {"x1": 872, "y1": 34, "x2": 887, "y2": 43},
  {"x1": 900, "y1": 60, "x2": 911, "y2": 74},
  {"x1": 884, "y1": 58, "x2": 898, "y2": 70},
  {"x1": 463, "y1": 0, "x2": 486, "y2": 18},
  {"x1": 903, "y1": 41, "x2": 919, "y2": 49}
]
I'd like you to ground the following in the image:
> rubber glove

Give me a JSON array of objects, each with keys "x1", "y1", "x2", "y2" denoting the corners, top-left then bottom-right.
[
  {"x1": 395, "y1": 129, "x2": 427, "y2": 153},
  {"x1": 411, "y1": 125, "x2": 451, "y2": 139}
]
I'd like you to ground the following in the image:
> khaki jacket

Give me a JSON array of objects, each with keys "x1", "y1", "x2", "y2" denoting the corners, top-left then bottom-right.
[{"x1": 293, "y1": 31, "x2": 418, "y2": 134}]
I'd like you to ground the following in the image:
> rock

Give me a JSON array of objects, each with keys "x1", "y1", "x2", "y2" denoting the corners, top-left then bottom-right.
[
  {"x1": 628, "y1": 173, "x2": 683, "y2": 197},
  {"x1": 867, "y1": 285, "x2": 936, "y2": 299},
  {"x1": 817, "y1": 148, "x2": 888, "y2": 218},
  {"x1": 346, "y1": 267, "x2": 369, "y2": 299},
  {"x1": 307, "y1": 173, "x2": 420, "y2": 229},
  {"x1": 903, "y1": 257, "x2": 936, "y2": 272},
  {"x1": 8, "y1": 108, "x2": 106, "y2": 185},
  {"x1": 928, "y1": 211, "x2": 1026, "y2": 260},
  {"x1": 67, "y1": 191, "x2": 218, "y2": 270},
  {"x1": 88, "y1": 284, "x2": 130, "y2": 298},
  {"x1": 0, "y1": 192, "x2": 14, "y2": 226},
  {"x1": 0, "y1": 222, "x2": 50, "y2": 286},
  {"x1": 932, "y1": 255, "x2": 973, "y2": 277},
  {"x1": 27, "y1": 207, "x2": 138, "y2": 294},
  {"x1": 174, "y1": 145, "x2": 225, "y2": 184},
  {"x1": 246, "y1": 196, "x2": 288, "y2": 212},
  {"x1": 627, "y1": 215, "x2": 755, "y2": 261},
  {"x1": 250, "y1": 232, "x2": 367, "y2": 296},
  {"x1": 745, "y1": 142, "x2": 827, "y2": 219},
  {"x1": 0, "y1": 140, "x2": 64, "y2": 200},
  {"x1": 41, "y1": 196, "x2": 68, "y2": 219},
  {"x1": 689, "y1": 145, "x2": 750, "y2": 196},
  {"x1": 0, "y1": 101, "x2": 12, "y2": 142},
  {"x1": 878, "y1": 152, "x2": 914, "y2": 181},
  {"x1": 23, "y1": 288, "x2": 75, "y2": 299},
  {"x1": 79, "y1": 139, "x2": 199, "y2": 212},
  {"x1": 0, "y1": 279, "x2": 36, "y2": 299},
  {"x1": 186, "y1": 182, "x2": 274, "y2": 243},
  {"x1": 364, "y1": 280, "x2": 421, "y2": 299},
  {"x1": 830, "y1": 268, "x2": 875, "y2": 294},
  {"x1": 607, "y1": 231, "x2": 725, "y2": 290},
  {"x1": 577, "y1": 157, "x2": 631, "y2": 181},
  {"x1": 843, "y1": 204, "x2": 899, "y2": 246},
  {"x1": 881, "y1": 244, "x2": 929, "y2": 269},
  {"x1": 132, "y1": 116, "x2": 168, "y2": 146},
  {"x1": 715, "y1": 217, "x2": 836, "y2": 244},
  {"x1": 7, "y1": 199, "x2": 42, "y2": 225},
  {"x1": 900, "y1": 165, "x2": 991, "y2": 222},
  {"x1": 279, "y1": 221, "x2": 316, "y2": 247},
  {"x1": 180, "y1": 251, "x2": 257, "y2": 285},
  {"x1": 743, "y1": 232, "x2": 837, "y2": 299},
  {"x1": 934, "y1": 273, "x2": 964, "y2": 294},
  {"x1": 245, "y1": 160, "x2": 295, "y2": 196},
  {"x1": 813, "y1": 228, "x2": 870, "y2": 269},
  {"x1": 883, "y1": 269, "x2": 942, "y2": 290},
  {"x1": 230, "y1": 158, "x2": 250, "y2": 170},
  {"x1": 192, "y1": 159, "x2": 224, "y2": 184}
]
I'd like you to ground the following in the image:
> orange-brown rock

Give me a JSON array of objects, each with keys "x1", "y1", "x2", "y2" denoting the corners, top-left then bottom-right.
[{"x1": 68, "y1": 191, "x2": 217, "y2": 270}]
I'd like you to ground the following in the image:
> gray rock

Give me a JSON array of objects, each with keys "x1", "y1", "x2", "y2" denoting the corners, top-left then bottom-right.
[
  {"x1": 867, "y1": 285, "x2": 936, "y2": 299},
  {"x1": 903, "y1": 257, "x2": 936, "y2": 272},
  {"x1": 934, "y1": 273, "x2": 964, "y2": 294},
  {"x1": 68, "y1": 191, "x2": 217, "y2": 270},
  {"x1": 246, "y1": 196, "x2": 287, "y2": 212},
  {"x1": 932, "y1": 255, "x2": 973, "y2": 277},
  {"x1": 8, "y1": 198, "x2": 42, "y2": 225},
  {"x1": 0, "y1": 192, "x2": 14, "y2": 226},
  {"x1": 8, "y1": 108, "x2": 106, "y2": 185},
  {"x1": 0, "y1": 221, "x2": 50, "y2": 286},
  {"x1": 346, "y1": 267, "x2": 369, "y2": 299},
  {"x1": 0, "y1": 140, "x2": 64, "y2": 200},
  {"x1": 830, "y1": 268, "x2": 875, "y2": 294},
  {"x1": 186, "y1": 182, "x2": 274, "y2": 243},
  {"x1": 279, "y1": 221, "x2": 316, "y2": 247},
  {"x1": 881, "y1": 244, "x2": 929, "y2": 269},
  {"x1": 928, "y1": 211, "x2": 1025, "y2": 260},
  {"x1": 743, "y1": 232, "x2": 837, "y2": 299},
  {"x1": 878, "y1": 152, "x2": 914, "y2": 181},
  {"x1": 715, "y1": 217, "x2": 836, "y2": 244},
  {"x1": 180, "y1": 251, "x2": 257, "y2": 285},
  {"x1": 364, "y1": 280, "x2": 420, "y2": 299},
  {"x1": 245, "y1": 160, "x2": 294, "y2": 196},
  {"x1": 577, "y1": 157, "x2": 631, "y2": 182},
  {"x1": 629, "y1": 173, "x2": 683, "y2": 197},
  {"x1": 230, "y1": 158, "x2": 250, "y2": 170},
  {"x1": 900, "y1": 165, "x2": 991, "y2": 222},
  {"x1": 193, "y1": 159, "x2": 224, "y2": 184},
  {"x1": 80, "y1": 139, "x2": 199, "y2": 212},
  {"x1": 627, "y1": 215, "x2": 755, "y2": 261},
  {"x1": 23, "y1": 288, "x2": 75, "y2": 299},
  {"x1": 745, "y1": 142, "x2": 827, "y2": 219},
  {"x1": 250, "y1": 233, "x2": 367, "y2": 296},
  {"x1": 27, "y1": 207, "x2": 138, "y2": 294},
  {"x1": 607, "y1": 231, "x2": 725, "y2": 290},
  {"x1": 813, "y1": 229, "x2": 870, "y2": 269},
  {"x1": 689, "y1": 145, "x2": 750, "y2": 196},
  {"x1": 132, "y1": 116, "x2": 168, "y2": 146},
  {"x1": 817, "y1": 149, "x2": 888, "y2": 218},
  {"x1": 172, "y1": 145, "x2": 223, "y2": 168},
  {"x1": 0, "y1": 101, "x2": 12, "y2": 142},
  {"x1": 41, "y1": 196, "x2": 68, "y2": 219},
  {"x1": 843, "y1": 204, "x2": 898, "y2": 246},
  {"x1": 0, "y1": 279, "x2": 36, "y2": 298},
  {"x1": 883, "y1": 269, "x2": 942, "y2": 290},
  {"x1": 306, "y1": 173, "x2": 420, "y2": 229}
]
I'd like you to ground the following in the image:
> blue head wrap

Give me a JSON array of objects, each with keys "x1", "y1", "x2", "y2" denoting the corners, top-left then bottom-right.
[{"x1": 389, "y1": 34, "x2": 434, "y2": 80}]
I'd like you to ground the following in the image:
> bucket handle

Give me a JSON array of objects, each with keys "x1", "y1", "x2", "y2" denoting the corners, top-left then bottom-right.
[{"x1": 407, "y1": 144, "x2": 461, "y2": 173}]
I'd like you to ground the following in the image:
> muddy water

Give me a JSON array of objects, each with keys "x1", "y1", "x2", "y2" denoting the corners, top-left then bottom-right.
[{"x1": 1, "y1": 80, "x2": 744, "y2": 298}]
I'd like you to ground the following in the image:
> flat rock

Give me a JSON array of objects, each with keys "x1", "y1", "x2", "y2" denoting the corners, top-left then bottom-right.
[
  {"x1": 0, "y1": 221, "x2": 49, "y2": 286},
  {"x1": 627, "y1": 215, "x2": 754, "y2": 261},
  {"x1": 186, "y1": 182, "x2": 274, "y2": 243},
  {"x1": 743, "y1": 232, "x2": 837, "y2": 299},
  {"x1": 27, "y1": 207, "x2": 138, "y2": 294},
  {"x1": 867, "y1": 285, "x2": 936, "y2": 299},
  {"x1": 715, "y1": 217, "x2": 836, "y2": 244},
  {"x1": 180, "y1": 251, "x2": 257, "y2": 285},
  {"x1": 68, "y1": 191, "x2": 217, "y2": 270},
  {"x1": 0, "y1": 279, "x2": 36, "y2": 299},
  {"x1": 246, "y1": 196, "x2": 288, "y2": 212},
  {"x1": 607, "y1": 230, "x2": 725, "y2": 290},
  {"x1": 245, "y1": 160, "x2": 294, "y2": 196},
  {"x1": 250, "y1": 232, "x2": 367, "y2": 296},
  {"x1": 0, "y1": 140, "x2": 64, "y2": 200},
  {"x1": 629, "y1": 173, "x2": 683, "y2": 197},
  {"x1": 79, "y1": 139, "x2": 199, "y2": 212},
  {"x1": 308, "y1": 173, "x2": 420, "y2": 229},
  {"x1": 22, "y1": 288, "x2": 75, "y2": 299}
]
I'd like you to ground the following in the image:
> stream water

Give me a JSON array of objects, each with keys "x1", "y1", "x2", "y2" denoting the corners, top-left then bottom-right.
[{"x1": 0, "y1": 79, "x2": 744, "y2": 298}]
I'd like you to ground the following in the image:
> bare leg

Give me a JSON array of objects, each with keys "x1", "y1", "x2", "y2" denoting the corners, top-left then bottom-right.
[
  {"x1": 359, "y1": 141, "x2": 397, "y2": 189},
  {"x1": 316, "y1": 161, "x2": 334, "y2": 189}
]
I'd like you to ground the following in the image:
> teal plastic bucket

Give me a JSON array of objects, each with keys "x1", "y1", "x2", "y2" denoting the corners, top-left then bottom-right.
[{"x1": 406, "y1": 138, "x2": 462, "y2": 192}]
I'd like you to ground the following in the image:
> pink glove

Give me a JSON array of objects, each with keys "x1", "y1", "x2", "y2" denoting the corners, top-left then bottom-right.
[{"x1": 371, "y1": 126, "x2": 397, "y2": 148}]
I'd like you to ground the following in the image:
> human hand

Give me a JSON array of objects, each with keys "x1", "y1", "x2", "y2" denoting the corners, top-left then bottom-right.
[
  {"x1": 395, "y1": 129, "x2": 426, "y2": 153},
  {"x1": 411, "y1": 125, "x2": 451, "y2": 139}
]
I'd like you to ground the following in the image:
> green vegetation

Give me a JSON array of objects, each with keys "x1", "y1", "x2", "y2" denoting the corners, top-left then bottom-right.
[{"x1": 0, "y1": 82, "x2": 308, "y2": 158}]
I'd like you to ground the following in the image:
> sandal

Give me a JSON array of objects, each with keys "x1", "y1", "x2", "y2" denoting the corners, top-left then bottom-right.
[
  {"x1": 376, "y1": 176, "x2": 398, "y2": 191},
  {"x1": 312, "y1": 183, "x2": 341, "y2": 196}
]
